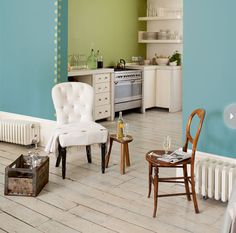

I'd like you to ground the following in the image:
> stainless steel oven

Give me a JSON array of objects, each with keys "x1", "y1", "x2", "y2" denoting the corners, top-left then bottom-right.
[{"x1": 114, "y1": 70, "x2": 142, "y2": 112}]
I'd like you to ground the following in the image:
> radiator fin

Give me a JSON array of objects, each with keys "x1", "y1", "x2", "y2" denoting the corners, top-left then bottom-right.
[
  {"x1": 195, "y1": 158, "x2": 236, "y2": 202},
  {"x1": 0, "y1": 120, "x2": 40, "y2": 146}
]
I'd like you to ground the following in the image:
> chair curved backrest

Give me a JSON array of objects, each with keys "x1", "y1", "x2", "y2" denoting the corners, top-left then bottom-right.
[
  {"x1": 52, "y1": 82, "x2": 94, "y2": 125},
  {"x1": 183, "y1": 108, "x2": 206, "y2": 161}
]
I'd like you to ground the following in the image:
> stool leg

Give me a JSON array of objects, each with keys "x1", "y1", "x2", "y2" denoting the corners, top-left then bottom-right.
[
  {"x1": 105, "y1": 138, "x2": 113, "y2": 168},
  {"x1": 148, "y1": 162, "x2": 153, "y2": 198},
  {"x1": 153, "y1": 166, "x2": 159, "y2": 218},
  {"x1": 125, "y1": 143, "x2": 131, "y2": 167},
  {"x1": 120, "y1": 143, "x2": 125, "y2": 174}
]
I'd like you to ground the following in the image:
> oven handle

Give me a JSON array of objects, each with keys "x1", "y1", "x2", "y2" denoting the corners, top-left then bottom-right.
[{"x1": 114, "y1": 79, "x2": 142, "y2": 85}]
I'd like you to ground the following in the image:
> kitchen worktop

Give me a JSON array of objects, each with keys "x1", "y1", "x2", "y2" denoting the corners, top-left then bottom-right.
[
  {"x1": 126, "y1": 63, "x2": 182, "y2": 70},
  {"x1": 68, "y1": 68, "x2": 114, "y2": 77}
]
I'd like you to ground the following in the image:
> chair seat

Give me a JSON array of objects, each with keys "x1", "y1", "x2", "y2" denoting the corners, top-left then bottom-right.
[{"x1": 58, "y1": 121, "x2": 108, "y2": 148}]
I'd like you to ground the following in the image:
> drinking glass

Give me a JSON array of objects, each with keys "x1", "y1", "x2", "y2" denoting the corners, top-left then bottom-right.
[
  {"x1": 163, "y1": 136, "x2": 171, "y2": 155},
  {"x1": 123, "y1": 123, "x2": 129, "y2": 140}
]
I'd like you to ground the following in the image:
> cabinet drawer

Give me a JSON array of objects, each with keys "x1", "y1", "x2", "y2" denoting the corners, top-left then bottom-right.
[
  {"x1": 95, "y1": 105, "x2": 110, "y2": 120},
  {"x1": 94, "y1": 74, "x2": 110, "y2": 84},
  {"x1": 95, "y1": 93, "x2": 110, "y2": 106},
  {"x1": 95, "y1": 82, "x2": 110, "y2": 93}
]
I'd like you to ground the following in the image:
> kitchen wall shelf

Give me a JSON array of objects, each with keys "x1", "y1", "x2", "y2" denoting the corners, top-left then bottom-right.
[
  {"x1": 138, "y1": 16, "x2": 182, "y2": 21},
  {"x1": 139, "y1": 39, "x2": 182, "y2": 44}
]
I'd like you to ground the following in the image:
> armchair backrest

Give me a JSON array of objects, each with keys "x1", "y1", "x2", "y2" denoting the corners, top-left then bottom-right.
[
  {"x1": 183, "y1": 108, "x2": 206, "y2": 160},
  {"x1": 52, "y1": 82, "x2": 94, "y2": 125}
]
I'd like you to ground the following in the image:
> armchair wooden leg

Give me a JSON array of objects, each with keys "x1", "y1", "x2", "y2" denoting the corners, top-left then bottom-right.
[
  {"x1": 148, "y1": 162, "x2": 153, "y2": 198},
  {"x1": 58, "y1": 144, "x2": 67, "y2": 179},
  {"x1": 86, "y1": 145, "x2": 92, "y2": 163},
  {"x1": 105, "y1": 138, "x2": 113, "y2": 168},
  {"x1": 153, "y1": 166, "x2": 159, "y2": 218},
  {"x1": 183, "y1": 164, "x2": 191, "y2": 201},
  {"x1": 191, "y1": 169, "x2": 199, "y2": 213},
  {"x1": 101, "y1": 143, "x2": 106, "y2": 174},
  {"x1": 55, "y1": 152, "x2": 62, "y2": 167}
]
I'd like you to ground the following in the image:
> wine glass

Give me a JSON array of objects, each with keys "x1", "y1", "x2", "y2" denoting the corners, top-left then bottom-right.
[
  {"x1": 163, "y1": 136, "x2": 171, "y2": 155},
  {"x1": 123, "y1": 123, "x2": 129, "y2": 140}
]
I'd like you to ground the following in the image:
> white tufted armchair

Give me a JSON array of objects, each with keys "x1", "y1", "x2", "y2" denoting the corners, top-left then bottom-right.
[{"x1": 50, "y1": 82, "x2": 108, "y2": 179}]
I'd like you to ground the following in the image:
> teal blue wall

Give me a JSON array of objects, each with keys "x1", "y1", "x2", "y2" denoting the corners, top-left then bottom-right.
[
  {"x1": 0, "y1": 0, "x2": 68, "y2": 120},
  {"x1": 184, "y1": 0, "x2": 236, "y2": 157}
]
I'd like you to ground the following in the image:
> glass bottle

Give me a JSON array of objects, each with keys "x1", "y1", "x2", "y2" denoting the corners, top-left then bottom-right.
[
  {"x1": 87, "y1": 49, "x2": 97, "y2": 69},
  {"x1": 97, "y1": 50, "x2": 103, "y2": 68},
  {"x1": 117, "y1": 111, "x2": 124, "y2": 139}
]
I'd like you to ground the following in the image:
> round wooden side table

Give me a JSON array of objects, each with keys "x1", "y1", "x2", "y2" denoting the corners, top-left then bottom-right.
[{"x1": 105, "y1": 134, "x2": 133, "y2": 175}]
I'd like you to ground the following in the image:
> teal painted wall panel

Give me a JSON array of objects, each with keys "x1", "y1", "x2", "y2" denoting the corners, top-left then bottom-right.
[
  {"x1": 184, "y1": 0, "x2": 236, "y2": 157},
  {"x1": 0, "y1": 0, "x2": 68, "y2": 120}
]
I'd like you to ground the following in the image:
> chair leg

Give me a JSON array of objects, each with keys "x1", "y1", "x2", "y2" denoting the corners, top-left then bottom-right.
[
  {"x1": 101, "y1": 143, "x2": 106, "y2": 174},
  {"x1": 191, "y1": 168, "x2": 199, "y2": 213},
  {"x1": 86, "y1": 145, "x2": 92, "y2": 163},
  {"x1": 183, "y1": 164, "x2": 191, "y2": 201},
  {"x1": 55, "y1": 152, "x2": 62, "y2": 167},
  {"x1": 153, "y1": 166, "x2": 159, "y2": 218},
  {"x1": 58, "y1": 143, "x2": 67, "y2": 179},
  {"x1": 105, "y1": 138, "x2": 113, "y2": 168},
  {"x1": 148, "y1": 162, "x2": 153, "y2": 198}
]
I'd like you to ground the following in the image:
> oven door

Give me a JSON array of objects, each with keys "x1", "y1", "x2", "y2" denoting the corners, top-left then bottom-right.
[{"x1": 114, "y1": 79, "x2": 142, "y2": 104}]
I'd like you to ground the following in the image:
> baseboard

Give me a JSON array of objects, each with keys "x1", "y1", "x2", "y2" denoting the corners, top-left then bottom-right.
[{"x1": 0, "y1": 111, "x2": 56, "y2": 147}]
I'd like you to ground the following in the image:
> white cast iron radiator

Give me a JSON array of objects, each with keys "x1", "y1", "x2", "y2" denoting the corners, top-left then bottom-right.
[
  {"x1": 0, "y1": 119, "x2": 40, "y2": 146},
  {"x1": 195, "y1": 158, "x2": 236, "y2": 202}
]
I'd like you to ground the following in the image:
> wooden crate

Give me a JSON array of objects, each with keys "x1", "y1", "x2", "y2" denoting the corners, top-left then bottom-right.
[{"x1": 4, "y1": 155, "x2": 49, "y2": 196}]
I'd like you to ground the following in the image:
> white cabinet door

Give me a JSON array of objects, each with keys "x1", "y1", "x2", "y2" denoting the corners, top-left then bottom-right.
[
  {"x1": 143, "y1": 69, "x2": 156, "y2": 110},
  {"x1": 156, "y1": 70, "x2": 171, "y2": 108}
]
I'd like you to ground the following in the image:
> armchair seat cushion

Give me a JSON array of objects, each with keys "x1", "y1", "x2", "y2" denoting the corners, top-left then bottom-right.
[
  {"x1": 46, "y1": 121, "x2": 108, "y2": 154},
  {"x1": 59, "y1": 121, "x2": 108, "y2": 147}
]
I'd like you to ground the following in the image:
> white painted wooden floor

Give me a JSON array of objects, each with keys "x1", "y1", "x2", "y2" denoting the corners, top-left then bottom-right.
[{"x1": 0, "y1": 109, "x2": 226, "y2": 233}]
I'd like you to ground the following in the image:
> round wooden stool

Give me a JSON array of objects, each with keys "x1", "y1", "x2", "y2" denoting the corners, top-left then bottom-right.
[{"x1": 105, "y1": 134, "x2": 133, "y2": 174}]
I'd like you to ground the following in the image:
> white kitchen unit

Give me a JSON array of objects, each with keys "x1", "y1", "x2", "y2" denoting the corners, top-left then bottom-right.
[
  {"x1": 68, "y1": 69, "x2": 114, "y2": 121},
  {"x1": 126, "y1": 65, "x2": 182, "y2": 113}
]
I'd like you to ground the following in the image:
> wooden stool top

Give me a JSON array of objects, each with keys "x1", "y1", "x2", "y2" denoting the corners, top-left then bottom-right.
[{"x1": 109, "y1": 134, "x2": 133, "y2": 144}]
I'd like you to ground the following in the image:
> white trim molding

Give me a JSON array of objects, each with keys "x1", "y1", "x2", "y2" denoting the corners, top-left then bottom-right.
[{"x1": 0, "y1": 111, "x2": 56, "y2": 147}]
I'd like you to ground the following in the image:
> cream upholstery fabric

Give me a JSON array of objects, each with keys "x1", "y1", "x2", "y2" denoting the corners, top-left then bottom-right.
[
  {"x1": 52, "y1": 82, "x2": 94, "y2": 125},
  {"x1": 46, "y1": 82, "x2": 108, "y2": 153}
]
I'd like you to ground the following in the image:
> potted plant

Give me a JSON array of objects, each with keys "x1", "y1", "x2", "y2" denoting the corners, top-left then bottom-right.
[{"x1": 169, "y1": 51, "x2": 181, "y2": 66}]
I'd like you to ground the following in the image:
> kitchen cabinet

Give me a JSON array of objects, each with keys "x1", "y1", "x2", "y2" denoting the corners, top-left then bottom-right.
[
  {"x1": 127, "y1": 65, "x2": 182, "y2": 113},
  {"x1": 143, "y1": 68, "x2": 156, "y2": 110},
  {"x1": 68, "y1": 69, "x2": 114, "y2": 121}
]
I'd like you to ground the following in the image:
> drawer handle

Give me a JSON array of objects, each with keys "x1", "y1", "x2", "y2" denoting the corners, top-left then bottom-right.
[
  {"x1": 105, "y1": 110, "x2": 108, "y2": 113},
  {"x1": 98, "y1": 87, "x2": 101, "y2": 90},
  {"x1": 99, "y1": 98, "x2": 101, "y2": 101},
  {"x1": 105, "y1": 98, "x2": 108, "y2": 100},
  {"x1": 99, "y1": 111, "x2": 102, "y2": 114},
  {"x1": 105, "y1": 86, "x2": 107, "y2": 89}
]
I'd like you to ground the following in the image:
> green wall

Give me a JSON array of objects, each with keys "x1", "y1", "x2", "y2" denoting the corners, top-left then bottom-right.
[
  {"x1": 68, "y1": 0, "x2": 146, "y2": 67},
  {"x1": 184, "y1": 0, "x2": 236, "y2": 157}
]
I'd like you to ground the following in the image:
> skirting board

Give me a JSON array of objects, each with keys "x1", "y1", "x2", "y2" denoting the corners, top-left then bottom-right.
[
  {"x1": 176, "y1": 149, "x2": 236, "y2": 177},
  {"x1": 0, "y1": 111, "x2": 56, "y2": 147}
]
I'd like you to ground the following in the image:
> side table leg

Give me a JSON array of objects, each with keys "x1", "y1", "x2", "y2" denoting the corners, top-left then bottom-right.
[
  {"x1": 105, "y1": 138, "x2": 113, "y2": 168},
  {"x1": 125, "y1": 143, "x2": 131, "y2": 167},
  {"x1": 120, "y1": 143, "x2": 125, "y2": 175}
]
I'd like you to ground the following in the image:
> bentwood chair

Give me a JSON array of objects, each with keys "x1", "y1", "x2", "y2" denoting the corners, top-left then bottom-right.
[
  {"x1": 47, "y1": 82, "x2": 108, "y2": 179},
  {"x1": 146, "y1": 108, "x2": 205, "y2": 217}
]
